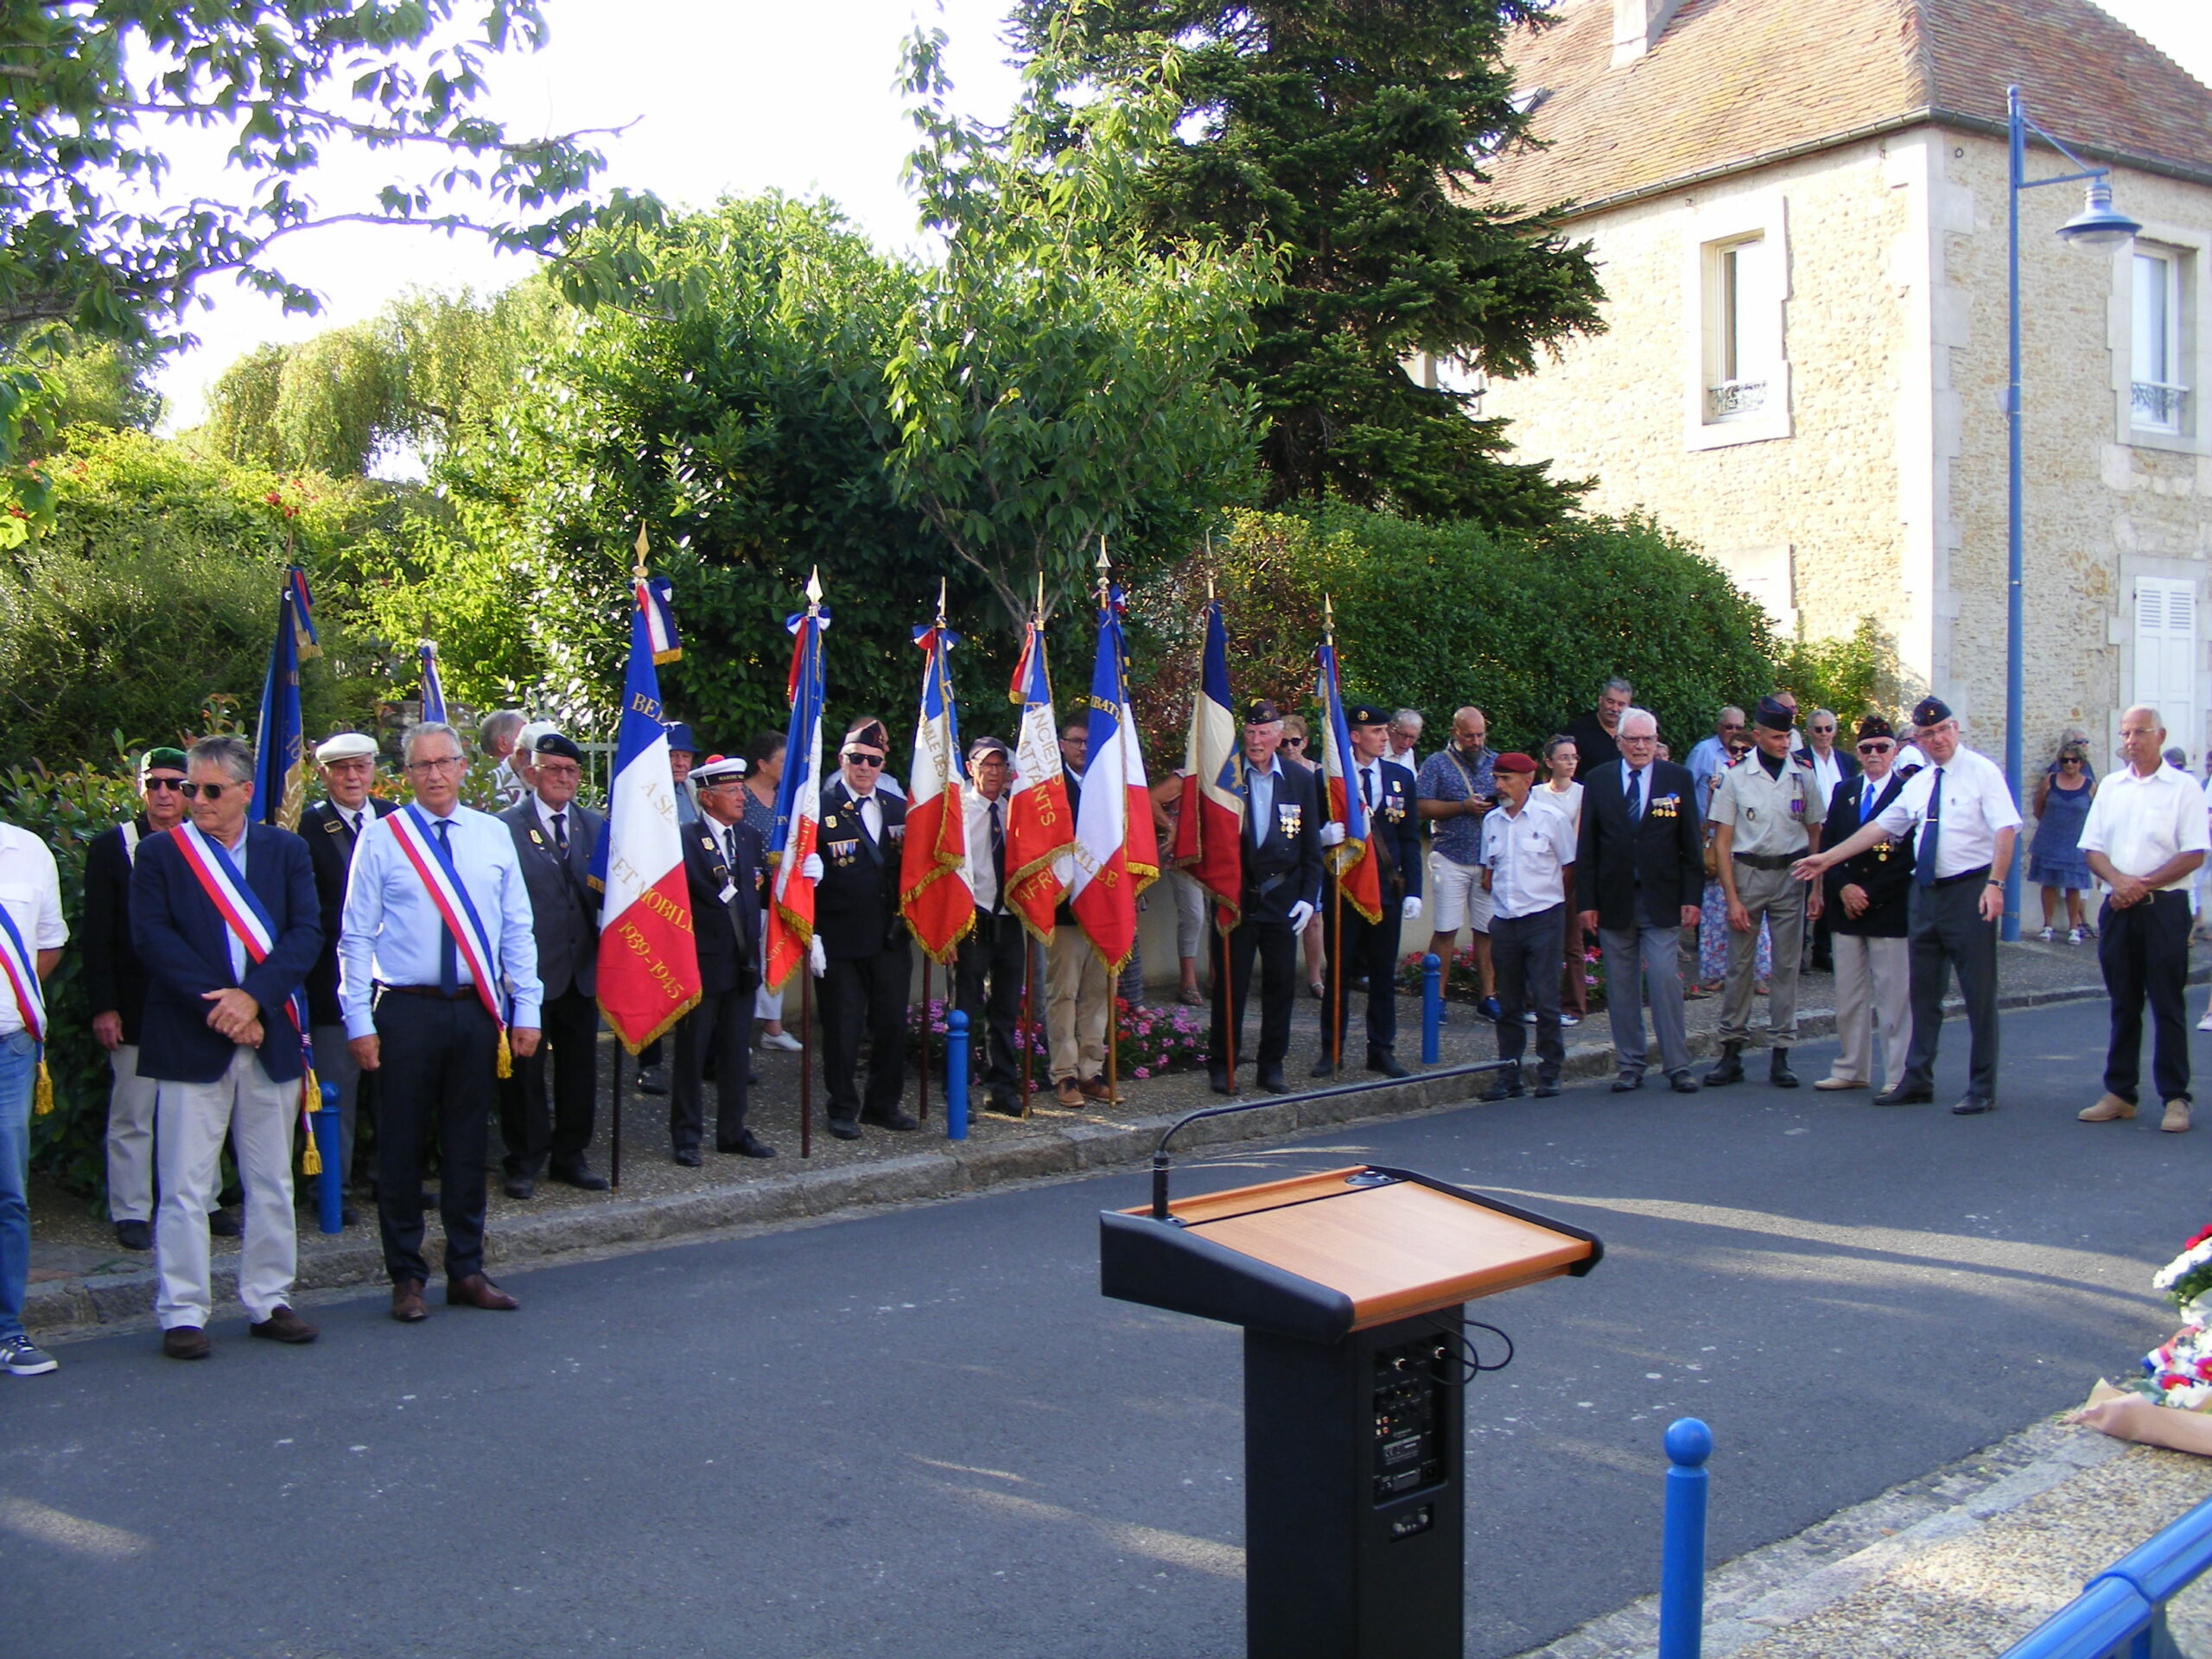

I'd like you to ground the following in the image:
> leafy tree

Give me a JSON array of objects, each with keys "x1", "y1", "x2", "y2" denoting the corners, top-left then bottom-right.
[
  {"x1": 11, "y1": 326, "x2": 164, "y2": 456},
  {"x1": 1013, "y1": 0, "x2": 1606, "y2": 524},
  {"x1": 1776, "y1": 617, "x2": 1901, "y2": 725}
]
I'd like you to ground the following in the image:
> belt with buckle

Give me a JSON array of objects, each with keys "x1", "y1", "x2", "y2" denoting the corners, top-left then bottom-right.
[{"x1": 1731, "y1": 852, "x2": 1796, "y2": 871}]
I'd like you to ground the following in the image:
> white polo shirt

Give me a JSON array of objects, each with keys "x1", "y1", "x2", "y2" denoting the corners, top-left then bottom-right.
[
  {"x1": 1872, "y1": 745, "x2": 2023, "y2": 877},
  {"x1": 1478, "y1": 793, "x2": 1576, "y2": 920},
  {"x1": 2079, "y1": 763, "x2": 2212, "y2": 889},
  {"x1": 0, "y1": 823, "x2": 67, "y2": 1036}
]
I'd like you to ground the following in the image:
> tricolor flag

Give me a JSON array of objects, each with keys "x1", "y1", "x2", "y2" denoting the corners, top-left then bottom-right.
[
  {"x1": 1069, "y1": 586, "x2": 1158, "y2": 970},
  {"x1": 593, "y1": 575, "x2": 702, "y2": 1052},
  {"x1": 253, "y1": 567, "x2": 312, "y2": 830},
  {"x1": 1316, "y1": 633, "x2": 1382, "y2": 925},
  {"x1": 643, "y1": 576, "x2": 682, "y2": 664},
  {"x1": 1173, "y1": 599, "x2": 1243, "y2": 932},
  {"x1": 416, "y1": 640, "x2": 448, "y2": 724},
  {"x1": 899, "y1": 618, "x2": 975, "y2": 964},
  {"x1": 1004, "y1": 618, "x2": 1074, "y2": 941},
  {"x1": 764, "y1": 577, "x2": 829, "y2": 990}
]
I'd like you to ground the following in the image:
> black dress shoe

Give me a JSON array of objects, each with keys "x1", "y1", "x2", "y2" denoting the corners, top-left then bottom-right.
[
  {"x1": 549, "y1": 1166, "x2": 610, "y2": 1192},
  {"x1": 1769, "y1": 1049, "x2": 1798, "y2": 1089},
  {"x1": 826, "y1": 1118, "x2": 862, "y2": 1141},
  {"x1": 635, "y1": 1066, "x2": 669, "y2": 1096},
  {"x1": 1309, "y1": 1057, "x2": 1338, "y2": 1079},
  {"x1": 861, "y1": 1109, "x2": 921, "y2": 1132},
  {"x1": 1207, "y1": 1068, "x2": 1231, "y2": 1096},
  {"x1": 207, "y1": 1205, "x2": 241, "y2": 1238},
  {"x1": 503, "y1": 1175, "x2": 536, "y2": 1200},
  {"x1": 1611, "y1": 1071, "x2": 1644, "y2": 1093},
  {"x1": 1255, "y1": 1065, "x2": 1290, "y2": 1096},
  {"x1": 718, "y1": 1129, "x2": 778, "y2": 1158},
  {"x1": 1950, "y1": 1095, "x2": 1996, "y2": 1116},
  {"x1": 1480, "y1": 1074, "x2": 1525, "y2": 1103},
  {"x1": 1535, "y1": 1080, "x2": 1561, "y2": 1098},
  {"x1": 1873, "y1": 1084, "x2": 1934, "y2": 1106},
  {"x1": 672, "y1": 1147, "x2": 702, "y2": 1167},
  {"x1": 1670, "y1": 1070, "x2": 1700, "y2": 1094},
  {"x1": 1705, "y1": 1042, "x2": 1745, "y2": 1086},
  {"x1": 115, "y1": 1219, "x2": 152, "y2": 1251},
  {"x1": 1367, "y1": 1052, "x2": 1410, "y2": 1079}
]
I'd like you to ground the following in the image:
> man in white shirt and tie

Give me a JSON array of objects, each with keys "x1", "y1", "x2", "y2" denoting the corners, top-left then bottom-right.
[
  {"x1": 1794, "y1": 696, "x2": 2019, "y2": 1115},
  {"x1": 2075, "y1": 705, "x2": 2209, "y2": 1134},
  {"x1": 1476, "y1": 753, "x2": 1576, "y2": 1100},
  {"x1": 956, "y1": 738, "x2": 1029, "y2": 1116}
]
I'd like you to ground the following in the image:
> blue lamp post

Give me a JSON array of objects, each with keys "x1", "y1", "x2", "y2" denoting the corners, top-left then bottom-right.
[{"x1": 2004, "y1": 84, "x2": 2139, "y2": 942}]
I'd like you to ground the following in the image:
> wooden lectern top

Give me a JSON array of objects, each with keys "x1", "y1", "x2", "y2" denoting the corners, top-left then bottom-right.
[{"x1": 1119, "y1": 1166, "x2": 1594, "y2": 1332}]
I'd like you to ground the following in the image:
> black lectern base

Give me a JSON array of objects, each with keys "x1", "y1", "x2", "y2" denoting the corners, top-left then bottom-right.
[{"x1": 1245, "y1": 1310, "x2": 1466, "y2": 1659}]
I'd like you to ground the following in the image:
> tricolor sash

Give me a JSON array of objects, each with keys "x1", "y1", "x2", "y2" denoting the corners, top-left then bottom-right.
[
  {"x1": 0, "y1": 898, "x2": 52, "y2": 1116},
  {"x1": 173, "y1": 821, "x2": 323, "y2": 1168},
  {"x1": 386, "y1": 806, "x2": 513, "y2": 1077}
]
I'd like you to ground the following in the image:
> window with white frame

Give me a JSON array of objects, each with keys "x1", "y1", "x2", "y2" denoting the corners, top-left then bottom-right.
[
  {"x1": 2134, "y1": 576, "x2": 2198, "y2": 761},
  {"x1": 1703, "y1": 236, "x2": 1768, "y2": 422},
  {"x1": 1682, "y1": 193, "x2": 1790, "y2": 450},
  {"x1": 2133, "y1": 247, "x2": 2190, "y2": 435}
]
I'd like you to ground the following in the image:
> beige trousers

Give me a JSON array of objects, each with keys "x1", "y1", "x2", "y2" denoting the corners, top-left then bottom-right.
[
  {"x1": 1046, "y1": 925, "x2": 1109, "y2": 1084},
  {"x1": 1829, "y1": 932, "x2": 1912, "y2": 1091}
]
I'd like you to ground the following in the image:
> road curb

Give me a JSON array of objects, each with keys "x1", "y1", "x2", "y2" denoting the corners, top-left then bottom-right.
[{"x1": 25, "y1": 979, "x2": 2118, "y2": 1339}]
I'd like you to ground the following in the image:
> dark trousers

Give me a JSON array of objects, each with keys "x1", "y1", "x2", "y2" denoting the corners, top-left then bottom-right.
[
  {"x1": 498, "y1": 985, "x2": 599, "y2": 1177},
  {"x1": 822, "y1": 942, "x2": 911, "y2": 1122},
  {"x1": 372, "y1": 994, "x2": 496, "y2": 1286},
  {"x1": 1208, "y1": 913, "x2": 1296, "y2": 1069},
  {"x1": 1493, "y1": 904, "x2": 1566, "y2": 1083},
  {"x1": 1321, "y1": 889, "x2": 1402, "y2": 1061},
  {"x1": 672, "y1": 982, "x2": 752, "y2": 1149},
  {"x1": 1560, "y1": 867, "x2": 1588, "y2": 1018},
  {"x1": 2100, "y1": 889, "x2": 2192, "y2": 1105},
  {"x1": 956, "y1": 912, "x2": 1027, "y2": 1109},
  {"x1": 1901, "y1": 877, "x2": 1999, "y2": 1098}
]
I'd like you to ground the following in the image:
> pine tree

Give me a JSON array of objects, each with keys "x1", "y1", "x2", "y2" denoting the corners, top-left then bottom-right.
[{"x1": 1014, "y1": 0, "x2": 1607, "y2": 524}]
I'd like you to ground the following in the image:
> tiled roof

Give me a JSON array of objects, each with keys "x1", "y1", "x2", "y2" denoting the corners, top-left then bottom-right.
[{"x1": 1480, "y1": 0, "x2": 2212, "y2": 215}]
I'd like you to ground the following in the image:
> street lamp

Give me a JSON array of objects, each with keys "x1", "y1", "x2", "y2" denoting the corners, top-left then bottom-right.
[{"x1": 2003, "y1": 84, "x2": 2139, "y2": 943}]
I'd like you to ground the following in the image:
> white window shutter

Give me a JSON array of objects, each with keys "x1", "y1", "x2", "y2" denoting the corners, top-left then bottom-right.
[{"x1": 2134, "y1": 577, "x2": 2199, "y2": 762}]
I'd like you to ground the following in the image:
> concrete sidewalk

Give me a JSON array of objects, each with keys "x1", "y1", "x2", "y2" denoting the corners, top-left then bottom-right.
[{"x1": 24, "y1": 931, "x2": 2197, "y2": 1338}]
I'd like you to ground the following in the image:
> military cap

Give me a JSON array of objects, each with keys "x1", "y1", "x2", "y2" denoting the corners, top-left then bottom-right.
[
  {"x1": 842, "y1": 720, "x2": 890, "y2": 754},
  {"x1": 1853, "y1": 715, "x2": 1894, "y2": 742},
  {"x1": 532, "y1": 732, "x2": 584, "y2": 764},
  {"x1": 1344, "y1": 703, "x2": 1389, "y2": 728},
  {"x1": 1492, "y1": 752, "x2": 1537, "y2": 775},
  {"x1": 140, "y1": 746, "x2": 190, "y2": 778},
  {"x1": 691, "y1": 753, "x2": 747, "y2": 785},
  {"x1": 1910, "y1": 696, "x2": 1953, "y2": 727},
  {"x1": 1243, "y1": 698, "x2": 1283, "y2": 725},
  {"x1": 1752, "y1": 696, "x2": 1796, "y2": 732}
]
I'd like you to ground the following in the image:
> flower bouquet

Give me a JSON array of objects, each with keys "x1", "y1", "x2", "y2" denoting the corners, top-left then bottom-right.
[{"x1": 2070, "y1": 1224, "x2": 2212, "y2": 1453}]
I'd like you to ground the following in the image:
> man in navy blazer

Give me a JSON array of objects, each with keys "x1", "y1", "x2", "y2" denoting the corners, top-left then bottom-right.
[
  {"x1": 131, "y1": 735, "x2": 322, "y2": 1360},
  {"x1": 671, "y1": 755, "x2": 772, "y2": 1162}
]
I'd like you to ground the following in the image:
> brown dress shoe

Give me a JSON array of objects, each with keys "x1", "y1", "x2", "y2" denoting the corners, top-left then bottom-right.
[
  {"x1": 162, "y1": 1325, "x2": 211, "y2": 1360},
  {"x1": 1078, "y1": 1076, "x2": 1119, "y2": 1104},
  {"x1": 249, "y1": 1306, "x2": 319, "y2": 1344},
  {"x1": 2079, "y1": 1093, "x2": 2136, "y2": 1122},
  {"x1": 391, "y1": 1280, "x2": 428, "y2": 1323},
  {"x1": 1052, "y1": 1077, "x2": 1084, "y2": 1109},
  {"x1": 447, "y1": 1273, "x2": 519, "y2": 1311}
]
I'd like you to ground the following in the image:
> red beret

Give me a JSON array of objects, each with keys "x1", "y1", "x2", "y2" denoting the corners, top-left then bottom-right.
[{"x1": 1493, "y1": 752, "x2": 1537, "y2": 775}]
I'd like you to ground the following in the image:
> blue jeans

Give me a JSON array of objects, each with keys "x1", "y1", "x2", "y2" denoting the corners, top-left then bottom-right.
[{"x1": 0, "y1": 1032, "x2": 34, "y2": 1343}]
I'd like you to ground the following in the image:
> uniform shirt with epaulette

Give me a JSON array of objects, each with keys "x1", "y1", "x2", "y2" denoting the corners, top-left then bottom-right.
[{"x1": 1707, "y1": 748, "x2": 1822, "y2": 857}]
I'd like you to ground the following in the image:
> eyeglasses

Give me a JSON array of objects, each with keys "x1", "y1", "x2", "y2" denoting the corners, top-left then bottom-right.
[
  {"x1": 405, "y1": 755, "x2": 466, "y2": 773},
  {"x1": 1857, "y1": 741, "x2": 1893, "y2": 755},
  {"x1": 1726, "y1": 743, "x2": 1751, "y2": 756},
  {"x1": 1282, "y1": 737, "x2": 1306, "y2": 748},
  {"x1": 178, "y1": 782, "x2": 234, "y2": 801},
  {"x1": 535, "y1": 763, "x2": 582, "y2": 781},
  {"x1": 843, "y1": 753, "x2": 885, "y2": 767},
  {"x1": 1810, "y1": 726, "x2": 1836, "y2": 736},
  {"x1": 143, "y1": 776, "x2": 187, "y2": 792}
]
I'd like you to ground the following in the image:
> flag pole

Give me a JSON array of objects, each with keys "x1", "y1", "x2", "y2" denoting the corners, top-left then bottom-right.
[
  {"x1": 919, "y1": 960, "x2": 931, "y2": 1126},
  {"x1": 1325, "y1": 594, "x2": 1344, "y2": 1076},
  {"x1": 1097, "y1": 537, "x2": 1121, "y2": 1108},
  {"x1": 800, "y1": 970, "x2": 813, "y2": 1157},
  {"x1": 1020, "y1": 947, "x2": 1034, "y2": 1118}
]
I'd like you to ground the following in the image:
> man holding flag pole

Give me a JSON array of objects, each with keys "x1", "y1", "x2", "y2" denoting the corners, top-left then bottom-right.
[
  {"x1": 1003, "y1": 586, "x2": 1077, "y2": 1115},
  {"x1": 763, "y1": 573, "x2": 830, "y2": 1154},
  {"x1": 1173, "y1": 589, "x2": 1244, "y2": 1090},
  {"x1": 900, "y1": 588, "x2": 977, "y2": 1122}
]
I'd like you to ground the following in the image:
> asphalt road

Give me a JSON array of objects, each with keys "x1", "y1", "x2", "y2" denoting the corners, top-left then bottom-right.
[{"x1": 3, "y1": 995, "x2": 2206, "y2": 1659}]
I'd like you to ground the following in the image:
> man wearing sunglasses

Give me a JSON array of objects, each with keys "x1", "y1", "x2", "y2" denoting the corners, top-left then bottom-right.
[
  {"x1": 81, "y1": 747, "x2": 190, "y2": 1252},
  {"x1": 807, "y1": 719, "x2": 918, "y2": 1138},
  {"x1": 132, "y1": 735, "x2": 323, "y2": 1359},
  {"x1": 1815, "y1": 717, "x2": 1914, "y2": 1094}
]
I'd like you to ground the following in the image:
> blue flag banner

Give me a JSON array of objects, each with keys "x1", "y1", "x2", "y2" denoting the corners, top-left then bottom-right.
[
  {"x1": 417, "y1": 641, "x2": 448, "y2": 724},
  {"x1": 253, "y1": 569, "x2": 308, "y2": 830}
]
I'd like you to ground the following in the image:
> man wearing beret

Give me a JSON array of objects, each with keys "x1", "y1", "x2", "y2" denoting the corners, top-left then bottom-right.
[
  {"x1": 1209, "y1": 700, "x2": 1322, "y2": 1096},
  {"x1": 1314, "y1": 704, "x2": 1422, "y2": 1078},
  {"x1": 82, "y1": 747, "x2": 189, "y2": 1250},
  {"x1": 671, "y1": 753, "x2": 773, "y2": 1161},
  {"x1": 302, "y1": 731, "x2": 397, "y2": 1218},
  {"x1": 497, "y1": 731, "x2": 609, "y2": 1194},
  {"x1": 1477, "y1": 753, "x2": 1577, "y2": 1099},
  {"x1": 1795, "y1": 696, "x2": 2020, "y2": 1114},
  {"x1": 1706, "y1": 697, "x2": 1824, "y2": 1088}
]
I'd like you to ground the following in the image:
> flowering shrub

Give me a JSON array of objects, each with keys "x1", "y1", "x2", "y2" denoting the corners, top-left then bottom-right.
[{"x1": 906, "y1": 995, "x2": 1211, "y2": 1078}]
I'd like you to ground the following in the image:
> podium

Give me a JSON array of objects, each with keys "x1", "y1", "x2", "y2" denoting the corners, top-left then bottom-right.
[{"x1": 1101, "y1": 1164, "x2": 1601, "y2": 1659}]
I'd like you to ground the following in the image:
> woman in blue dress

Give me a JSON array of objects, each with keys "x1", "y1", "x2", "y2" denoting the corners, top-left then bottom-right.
[{"x1": 2028, "y1": 742, "x2": 2096, "y2": 942}]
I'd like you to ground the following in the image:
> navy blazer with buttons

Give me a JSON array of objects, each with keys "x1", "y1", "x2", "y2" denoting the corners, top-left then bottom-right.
[
  {"x1": 1821, "y1": 770, "x2": 1912, "y2": 938},
  {"x1": 1239, "y1": 756, "x2": 1324, "y2": 925},
  {"x1": 682, "y1": 813, "x2": 765, "y2": 997},
  {"x1": 130, "y1": 823, "x2": 322, "y2": 1086}
]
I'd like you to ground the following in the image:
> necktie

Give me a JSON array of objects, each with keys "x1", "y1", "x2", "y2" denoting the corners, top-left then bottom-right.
[
  {"x1": 725, "y1": 825, "x2": 740, "y2": 872},
  {"x1": 1628, "y1": 768, "x2": 1644, "y2": 824},
  {"x1": 552, "y1": 810, "x2": 568, "y2": 853},
  {"x1": 349, "y1": 810, "x2": 363, "y2": 838},
  {"x1": 1362, "y1": 767, "x2": 1376, "y2": 810},
  {"x1": 1914, "y1": 768, "x2": 1943, "y2": 887},
  {"x1": 435, "y1": 818, "x2": 458, "y2": 995},
  {"x1": 1861, "y1": 780, "x2": 1876, "y2": 823},
  {"x1": 990, "y1": 799, "x2": 1006, "y2": 911}
]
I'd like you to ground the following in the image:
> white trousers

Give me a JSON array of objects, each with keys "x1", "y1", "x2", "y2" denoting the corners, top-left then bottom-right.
[
  {"x1": 105, "y1": 1046, "x2": 159, "y2": 1223},
  {"x1": 154, "y1": 1048, "x2": 298, "y2": 1328},
  {"x1": 1829, "y1": 933, "x2": 1912, "y2": 1092}
]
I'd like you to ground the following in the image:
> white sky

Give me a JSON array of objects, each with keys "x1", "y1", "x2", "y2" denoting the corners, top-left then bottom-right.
[{"x1": 147, "y1": 0, "x2": 2212, "y2": 429}]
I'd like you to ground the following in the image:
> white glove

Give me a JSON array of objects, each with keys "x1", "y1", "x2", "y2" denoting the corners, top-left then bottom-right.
[
  {"x1": 1287, "y1": 899, "x2": 1316, "y2": 936},
  {"x1": 809, "y1": 936, "x2": 827, "y2": 978},
  {"x1": 801, "y1": 853, "x2": 823, "y2": 880},
  {"x1": 1319, "y1": 822, "x2": 1346, "y2": 848},
  {"x1": 1402, "y1": 895, "x2": 1422, "y2": 923}
]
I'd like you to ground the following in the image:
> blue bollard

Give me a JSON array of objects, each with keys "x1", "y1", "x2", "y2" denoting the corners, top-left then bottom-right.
[
  {"x1": 1659, "y1": 1418, "x2": 1713, "y2": 1659},
  {"x1": 313, "y1": 1080, "x2": 344, "y2": 1235},
  {"x1": 1421, "y1": 953, "x2": 1443, "y2": 1065},
  {"x1": 944, "y1": 1010, "x2": 969, "y2": 1141}
]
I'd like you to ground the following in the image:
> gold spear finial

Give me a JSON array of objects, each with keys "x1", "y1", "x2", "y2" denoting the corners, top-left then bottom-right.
[
  {"x1": 1034, "y1": 569, "x2": 1045, "y2": 621},
  {"x1": 935, "y1": 576, "x2": 948, "y2": 627},
  {"x1": 633, "y1": 524, "x2": 650, "y2": 578},
  {"x1": 805, "y1": 566, "x2": 823, "y2": 606}
]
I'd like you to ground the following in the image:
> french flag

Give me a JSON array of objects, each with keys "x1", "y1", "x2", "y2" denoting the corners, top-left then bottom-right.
[
  {"x1": 594, "y1": 575, "x2": 702, "y2": 1052},
  {"x1": 764, "y1": 575, "x2": 829, "y2": 990},
  {"x1": 1317, "y1": 632, "x2": 1382, "y2": 924},
  {"x1": 1173, "y1": 598, "x2": 1244, "y2": 932},
  {"x1": 898, "y1": 618, "x2": 975, "y2": 963},
  {"x1": 1004, "y1": 618, "x2": 1074, "y2": 940},
  {"x1": 1070, "y1": 585, "x2": 1157, "y2": 970}
]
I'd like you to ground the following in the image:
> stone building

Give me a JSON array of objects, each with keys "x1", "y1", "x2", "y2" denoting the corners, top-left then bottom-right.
[{"x1": 1473, "y1": 0, "x2": 2212, "y2": 766}]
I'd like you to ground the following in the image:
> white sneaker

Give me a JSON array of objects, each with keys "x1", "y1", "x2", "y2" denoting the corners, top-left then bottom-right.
[
  {"x1": 2037, "y1": 926, "x2": 2054, "y2": 942},
  {"x1": 2198, "y1": 1008, "x2": 2212, "y2": 1033},
  {"x1": 1560, "y1": 1013, "x2": 1580, "y2": 1027},
  {"x1": 2068, "y1": 927, "x2": 2085, "y2": 944},
  {"x1": 759, "y1": 1030, "x2": 804, "y2": 1052}
]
